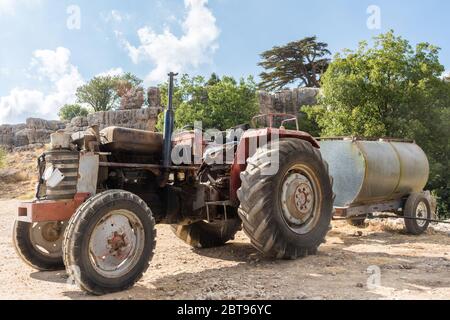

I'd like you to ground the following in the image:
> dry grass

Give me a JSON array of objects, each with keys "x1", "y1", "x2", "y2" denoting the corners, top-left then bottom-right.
[
  {"x1": 0, "y1": 147, "x2": 45, "y2": 199},
  {"x1": 0, "y1": 147, "x2": 5, "y2": 168},
  {"x1": 366, "y1": 219, "x2": 405, "y2": 233}
]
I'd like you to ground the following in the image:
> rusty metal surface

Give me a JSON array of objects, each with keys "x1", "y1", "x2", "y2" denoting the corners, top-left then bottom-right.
[
  {"x1": 334, "y1": 199, "x2": 403, "y2": 218},
  {"x1": 17, "y1": 193, "x2": 90, "y2": 223},
  {"x1": 319, "y1": 139, "x2": 429, "y2": 208},
  {"x1": 100, "y1": 126, "x2": 163, "y2": 155},
  {"x1": 77, "y1": 152, "x2": 99, "y2": 196},
  {"x1": 230, "y1": 128, "x2": 319, "y2": 202}
]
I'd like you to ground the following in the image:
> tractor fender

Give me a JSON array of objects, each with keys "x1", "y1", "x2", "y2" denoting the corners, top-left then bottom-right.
[{"x1": 230, "y1": 128, "x2": 319, "y2": 202}]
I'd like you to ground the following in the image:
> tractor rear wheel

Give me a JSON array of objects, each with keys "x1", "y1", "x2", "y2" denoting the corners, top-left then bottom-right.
[
  {"x1": 63, "y1": 190, "x2": 156, "y2": 295},
  {"x1": 238, "y1": 138, "x2": 334, "y2": 259},
  {"x1": 171, "y1": 219, "x2": 242, "y2": 248},
  {"x1": 13, "y1": 220, "x2": 66, "y2": 271}
]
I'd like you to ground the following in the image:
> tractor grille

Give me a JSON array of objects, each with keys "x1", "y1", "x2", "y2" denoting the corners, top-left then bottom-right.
[{"x1": 45, "y1": 150, "x2": 79, "y2": 201}]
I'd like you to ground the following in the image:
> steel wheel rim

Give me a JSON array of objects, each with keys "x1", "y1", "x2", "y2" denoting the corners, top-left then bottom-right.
[
  {"x1": 88, "y1": 210, "x2": 145, "y2": 279},
  {"x1": 29, "y1": 222, "x2": 65, "y2": 258},
  {"x1": 415, "y1": 202, "x2": 428, "y2": 228},
  {"x1": 280, "y1": 164, "x2": 321, "y2": 234}
]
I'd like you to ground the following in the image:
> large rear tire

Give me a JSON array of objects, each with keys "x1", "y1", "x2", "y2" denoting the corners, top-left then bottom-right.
[
  {"x1": 171, "y1": 219, "x2": 242, "y2": 248},
  {"x1": 238, "y1": 138, "x2": 333, "y2": 259},
  {"x1": 13, "y1": 220, "x2": 66, "y2": 271},
  {"x1": 63, "y1": 190, "x2": 156, "y2": 295}
]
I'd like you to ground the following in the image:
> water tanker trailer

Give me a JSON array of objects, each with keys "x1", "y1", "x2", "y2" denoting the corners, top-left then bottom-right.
[{"x1": 319, "y1": 137, "x2": 436, "y2": 234}]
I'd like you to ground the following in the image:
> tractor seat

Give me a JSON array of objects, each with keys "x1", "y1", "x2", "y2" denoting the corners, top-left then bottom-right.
[{"x1": 100, "y1": 126, "x2": 163, "y2": 155}]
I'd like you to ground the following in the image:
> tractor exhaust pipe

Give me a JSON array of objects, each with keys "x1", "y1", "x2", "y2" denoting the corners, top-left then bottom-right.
[{"x1": 162, "y1": 72, "x2": 177, "y2": 169}]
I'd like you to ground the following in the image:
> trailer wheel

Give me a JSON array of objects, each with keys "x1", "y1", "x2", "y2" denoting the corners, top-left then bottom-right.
[
  {"x1": 238, "y1": 138, "x2": 333, "y2": 259},
  {"x1": 171, "y1": 219, "x2": 242, "y2": 248},
  {"x1": 404, "y1": 193, "x2": 431, "y2": 235},
  {"x1": 13, "y1": 220, "x2": 66, "y2": 271},
  {"x1": 63, "y1": 190, "x2": 156, "y2": 295}
]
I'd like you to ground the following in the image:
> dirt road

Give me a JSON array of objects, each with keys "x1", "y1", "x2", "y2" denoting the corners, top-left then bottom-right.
[{"x1": 0, "y1": 199, "x2": 449, "y2": 300}]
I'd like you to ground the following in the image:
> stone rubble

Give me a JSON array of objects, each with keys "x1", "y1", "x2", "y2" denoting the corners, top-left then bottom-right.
[
  {"x1": 258, "y1": 87, "x2": 320, "y2": 115},
  {"x1": 0, "y1": 88, "x2": 319, "y2": 149}
]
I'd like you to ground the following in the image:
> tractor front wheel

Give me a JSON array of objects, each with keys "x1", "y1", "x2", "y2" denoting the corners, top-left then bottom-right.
[
  {"x1": 63, "y1": 190, "x2": 156, "y2": 295},
  {"x1": 13, "y1": 220, "x2": 66, "y2": 271},
  {"x1": 238, "y1": 138, "x2": 334, "y2": 259}
]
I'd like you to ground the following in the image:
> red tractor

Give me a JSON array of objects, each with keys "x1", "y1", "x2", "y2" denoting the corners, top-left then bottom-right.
[{"x1": 13, "y1": 73, "x2": 333, "y2": 295}]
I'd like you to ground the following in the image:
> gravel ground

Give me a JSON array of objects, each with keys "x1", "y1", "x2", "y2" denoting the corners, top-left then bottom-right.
[{"x1": 0, "y1": 199, "x2": 449, "y2": 300}]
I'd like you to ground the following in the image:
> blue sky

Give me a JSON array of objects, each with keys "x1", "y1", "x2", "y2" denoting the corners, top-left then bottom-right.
[{"x1": 0, "y1": 0, "x2": 449, "y2": 124}]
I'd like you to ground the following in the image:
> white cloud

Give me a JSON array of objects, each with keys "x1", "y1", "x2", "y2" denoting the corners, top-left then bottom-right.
[
  {"x1": 119, "y1": 0, "x2": 220, "y2": 84},
  {"x1": 31, "y1": 47, "x2": 72, "y2": 81},
  {"x1": 101, "y1": 9, "x2": 130, "y2": 23},
  {"x1": 96, "y1": 67, "x2": 124, "y2": 78},
  {"x1": 0, "y1": 47, "x2": 84, "y2": 124},
  {"x1": 0, "y1": 0, "x2": 42, "y2": 16}
]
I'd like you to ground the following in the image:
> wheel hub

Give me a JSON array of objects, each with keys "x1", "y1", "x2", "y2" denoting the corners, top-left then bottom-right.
[
  {"x1": 281, "y1": 173, "x2": 315, "y2": 226},
  {"x1": 41, "y1": 222, "x2": 61, "y2": 242},
  {"x1": 29, "y1": 222, "x2": 66, "y2": 257},
  {"x1": 108, "y1": 232, "x2": 128, "y2": 255},
  {"x1": 89, "y1": 210, "x2": 144, "y2": 278},
  {"x1": 415, "y1": 202, "x2": 428, "y2": 227}
]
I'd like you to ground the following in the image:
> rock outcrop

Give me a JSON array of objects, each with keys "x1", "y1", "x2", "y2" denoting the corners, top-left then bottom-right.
[
  {"x1": 119, "y1": 87, "x2": 145, "y2": 110},
  {"x1": 0, "y1": 87, "x2": 319, "y2": 149},
  {"x1": 64, "y1": 107, "x2": 162, "y2": 133},
  {"x1": 1, "y1": 107, "x2": 163, "y2": 149},
  {"x1": 258, "y1": 88, "x2": 320, "y2": 115},
  {"x1": 0, "y1": 119, "x2": 65, "y2": 149}
]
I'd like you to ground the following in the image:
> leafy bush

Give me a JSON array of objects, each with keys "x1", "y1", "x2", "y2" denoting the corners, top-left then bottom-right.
[
  {"x1": 58, "y1": 104, "x2": 90, "y2": 121},
  {"x1": 156, "y1": 74, "x2": 259, "y2": 131}
]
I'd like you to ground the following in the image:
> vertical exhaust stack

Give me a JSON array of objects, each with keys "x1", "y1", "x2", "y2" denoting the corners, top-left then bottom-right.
[{"x1": 162, "y1": 72, "x2": 177, "y2": 169}]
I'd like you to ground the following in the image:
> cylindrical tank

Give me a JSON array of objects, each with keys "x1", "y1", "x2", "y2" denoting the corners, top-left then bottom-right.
[{"x1": 318, "y1": 138, "x2": 429, "y2": 207}]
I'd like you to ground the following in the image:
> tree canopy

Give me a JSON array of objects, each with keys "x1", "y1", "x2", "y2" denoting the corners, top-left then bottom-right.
[
  {"x1": 304, "y1": 31, "x2": 450, "y2": 217},
  {"x1": 76, "y1": 73, "x2": 143, "y2": 112},
  {"x1": 156, "y1": 74, "x2": 259, "y2": 131},
  {"x1": 258, "y1": 36, "x2": 331, "y2": 90},
  {"x1": 58, "y1": 104, "x2": 90, "y2": 121}
]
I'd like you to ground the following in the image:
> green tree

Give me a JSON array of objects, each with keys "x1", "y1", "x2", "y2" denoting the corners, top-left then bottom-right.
[
  {"x1": 76, "y1": 73, "x2": 143, "y2": 112},
  {"x1": 156, "y1": 74, "x2": 259, "y2": 131},
  {"x1": 76, "y1": 76, "x2": 120, "y2": 112},
  {"x1": 258, "y1": 36, "x2": 331, "y2": 90},
  {"x1": 58, "y1": 104, "x2": 90, "y2": 121},
  {"x1": 305, "y1": 31, "x2": 450, "y2": 217},
  {"x1": 120, "y1": 72, "x2": 143, "y2": 87}
]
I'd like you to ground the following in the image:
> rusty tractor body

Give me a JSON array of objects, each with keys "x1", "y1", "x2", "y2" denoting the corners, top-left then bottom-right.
[{"x1": 13, "y1": 73, "x2": 434, "y2": 295}]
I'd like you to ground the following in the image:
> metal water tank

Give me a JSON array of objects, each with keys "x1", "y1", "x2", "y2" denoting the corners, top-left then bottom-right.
[{"x1": 318, "y1": 138, "x2": 429, "y2": 207}]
